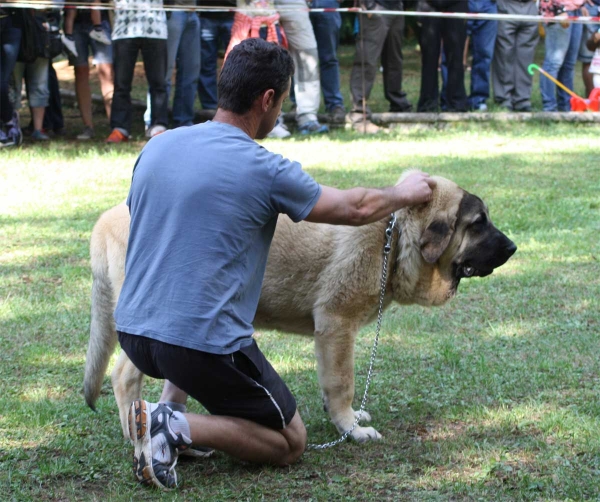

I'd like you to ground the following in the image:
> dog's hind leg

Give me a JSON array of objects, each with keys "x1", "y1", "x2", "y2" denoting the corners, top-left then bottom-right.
[
  {"x1": 112, "y1": 351, "x2": 144, "y2": 439},
  {"x1": 314, "y1": 313, "x2": 382, "y2": 443}
]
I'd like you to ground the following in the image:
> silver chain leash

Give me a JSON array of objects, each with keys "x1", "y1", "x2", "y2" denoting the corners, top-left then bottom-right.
[{"x1": 308, "y1": 213, "x2": 397, "y2": 450}]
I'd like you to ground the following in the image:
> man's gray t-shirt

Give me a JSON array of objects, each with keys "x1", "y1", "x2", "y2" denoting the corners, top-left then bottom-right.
[{"x1": 114, "y1": 121, "x2": 322, "y2": 354}]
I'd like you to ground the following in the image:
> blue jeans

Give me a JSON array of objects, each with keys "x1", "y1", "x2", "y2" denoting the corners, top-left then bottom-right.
[
  {"x1": 113, "y1": 38, "x2": 168, "y2": 134},
  {"x1": 198, "y1": 15, "x2": 233, "y2": 110},
  {"x1": 309, "y1": 0, "x2": 344, "y2": 111},
  {"x1": 145, "y1": 12, "x2": 200, "y2": 127},
  {"x1": 467, "y1": 0, "x2": 498, "y2": 107},
  {"x1": 0, "y1": 15, "x2": 21, "y2": 124},
  {"x1": 540, "y1": 14, "x2": 583, "y2": 111}
]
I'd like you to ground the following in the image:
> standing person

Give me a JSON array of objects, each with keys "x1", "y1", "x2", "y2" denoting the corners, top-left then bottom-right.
[
  {"x1": 349, "y1": 0, "x2": 413, "y2": 133},
  {"x1": 417, "y1": 0, "x2": 469, "y2": 113},
  {"x1": 64, "y1": 0, "x2": 114, "y2": 140},
  {"x1": 275, "y1": 0, "x2": 329, "y2": 134},
  {"x1": 309, "y1": 0, "x2": 346, "y2": 123},
  {"x1": 539, "y1": 0, "x2": 587, "y2": 111},
  {"x1": 466, "y1": 0, "x2": 498, "y2": 111},
  {"x1": 114, "y1": 38, "x2": 436, "y2": 491},
  {"x1": 578, "y1": 0, "x2": 599, "y2": 97},
  {"x1": 197, "y1": 0, "x2": 235, "y2": 112},
  {"x1": 144, "y1": 0, "x2": 201, "y2": 132},
  {"x1": 107, "y1": 0, "x2": 168, "y2": 143},
  {"x1": 12, "y1": 10, "x2": 52, "y2": 141},
  {"x1": 491, "y1": 0, "x2": 539, "y2": 111},
  {"x1": 0, "y1": 6, "x2": 23, "y2": 147}
]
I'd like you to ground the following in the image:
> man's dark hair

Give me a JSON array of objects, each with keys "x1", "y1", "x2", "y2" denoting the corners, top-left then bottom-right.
[{"x1": 218, "y1": 38, "x2": 295, "y2": 114}]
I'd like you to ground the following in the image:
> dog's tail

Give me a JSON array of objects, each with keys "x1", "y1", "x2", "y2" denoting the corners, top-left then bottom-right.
[{"x1": 83, "y1": 204, "x2": 128, "y2": 411}]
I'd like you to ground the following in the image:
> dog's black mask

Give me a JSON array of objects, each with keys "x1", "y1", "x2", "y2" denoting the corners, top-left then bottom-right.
[{"x1": 453, "y1": 193, "x2": 517, "y2": 281}]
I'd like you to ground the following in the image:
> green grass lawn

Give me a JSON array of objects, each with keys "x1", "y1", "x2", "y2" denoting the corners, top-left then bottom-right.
[{"x1": 1, "y1": 122, "x2": 599, "y2": 500}]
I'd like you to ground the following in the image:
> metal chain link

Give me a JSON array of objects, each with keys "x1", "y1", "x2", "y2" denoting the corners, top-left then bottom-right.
[{"x1": 308, "y1": 213, "x2": 397, "y2": 450}]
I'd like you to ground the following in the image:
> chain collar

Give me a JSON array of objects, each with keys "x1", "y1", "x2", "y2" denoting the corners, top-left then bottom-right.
[{"x1": 308, "y1": 213, "x2": 398, "y2": 450}]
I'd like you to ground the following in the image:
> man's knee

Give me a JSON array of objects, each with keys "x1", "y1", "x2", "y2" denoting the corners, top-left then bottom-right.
[{"x1": 279, "y1": 412, "x2": 307, "y2": 465}]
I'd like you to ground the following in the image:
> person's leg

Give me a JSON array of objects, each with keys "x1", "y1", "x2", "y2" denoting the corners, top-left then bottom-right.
[
  {"x1": 579, "y1": 5, "x2": 599, "y2": 96},
  {"x1": 184, "y1": 410, "x2": 306, "y2": 465},
  {"x1": 417, "y1": 15, "x2": 443, "y2": 112},
  {"x1": 198, "y1": 16, "x2": 220, "y2": 109},
  {"x1": 96, "y1": 63, "x2": 114, "y2": 120},
  {"x1": 75, "y1": 65, "x2": 93, "y2": 128},
  {"x1": 43, "y1": 60, "x2": 64, "y2": 132},
  {"x1": 382, "y1": 14, "x2": 412, "y2": 112},
  {"x1": 491, "y1": 0, "x2": 517, "y2": 109},
  {"x1": 442, "y1": 16, "x2": 468, "y2": 112},
  {"x1": 110, "y1": 38, "x2": 139, "y2": 136},
  {"x1": 540, "y1": 22, "x2": 571, "y2": 111},
  {"x1": 144, "y1": 11, "x2": 185, "y2": 128},
  {"x1": 172, "y1": 12, "x2": 200, "y2": 127},
  {"x1": 141, "y1": 37, "x2": 169, "y2": 128},
  {"x1": 468, "y1": 0, "x2": 497, "y2": 109},
  {"x1": 89, "y1": 19, "x2": 114, "y2": 120},
  {"x1": 556, "y1": 13, "x2": 583, "y2": 111},
  {"x1": 0, "y1": 16, "x2": 21, "y2": 125},
  {"x1": 27, "y1": 58, "x2": 50, "y2": 136},
  {"x1": 309, "y1": 0, "x2": 344, "y2": 112},
  {"x1": 120, "y1": 332, "x2": 306, "y2": 490},
  {"x1": 349, "y1": 13, "x2": 388, "y2": 114},
  {"x1": 276, "y1": 0, "x2": 322, "y2": 128},
  {"x1": 512, "y1": 2, "x2": 539, "y2": 111}
]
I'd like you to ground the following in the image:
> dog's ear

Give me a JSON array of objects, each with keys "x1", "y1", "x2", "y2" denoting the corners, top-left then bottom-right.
[{"x1": 420, "y1": 217, "x2": 454, "y2": 264}]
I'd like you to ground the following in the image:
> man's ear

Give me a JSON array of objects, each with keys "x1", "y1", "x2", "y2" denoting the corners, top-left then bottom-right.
[
  {"x1": 262, "y1": 89, "x2": 275, "y2": 111},
  {"x1": 420, "y1": 215, "x2": 455, "y2": 264}
]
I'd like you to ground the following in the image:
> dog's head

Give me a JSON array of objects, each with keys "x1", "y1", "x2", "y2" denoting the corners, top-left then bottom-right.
[{"x1": 394, "y1": 176, "x2": 516, "y2": 306}]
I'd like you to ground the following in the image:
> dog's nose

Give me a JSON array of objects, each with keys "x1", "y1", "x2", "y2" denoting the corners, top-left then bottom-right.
[{"x1": 505, "y1": 240, "x2": 517, "y2": 257}]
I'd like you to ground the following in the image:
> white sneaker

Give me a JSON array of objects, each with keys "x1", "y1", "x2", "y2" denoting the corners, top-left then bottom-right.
[
  {"x1": 147, "y1": 124, "x2": 167, "y2": 138},
  {"x1": 61, "y1": 34, "x2": 78, "y2": 58},
  {"x1": 89, "y1": 27, "x2": 111, "y2": 45},
  {"x1": 267, "y1": 121, "x2": 291, "y2": 139},
  {"x1": 128, "y1": 400, "x2": 191, "y2": 490}
]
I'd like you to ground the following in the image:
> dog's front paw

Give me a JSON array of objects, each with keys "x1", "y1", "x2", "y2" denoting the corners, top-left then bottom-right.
[
  {"x1": 354, "y1": 410, "x2": 372, "y2": 423},
  {"x1": 351, "y1": 426, "x2": 382, "y2": 443}
]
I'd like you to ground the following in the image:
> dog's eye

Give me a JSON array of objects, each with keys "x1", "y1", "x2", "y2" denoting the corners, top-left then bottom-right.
[{"x1": 471, "y1": 213, "x2": 488, "y2": 228}]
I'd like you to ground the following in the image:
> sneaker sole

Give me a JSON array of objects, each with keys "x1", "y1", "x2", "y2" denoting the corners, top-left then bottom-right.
[
  {"x1": 129, "y1": 400, "x2": 154, "y2": 486},
  {"x1": 128, "y1": 400, "x2": 179, "y2": 491}
]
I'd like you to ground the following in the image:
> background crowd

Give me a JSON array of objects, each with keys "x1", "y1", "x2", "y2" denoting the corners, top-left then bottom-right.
[{"x1": 1, "y1": 0, "x2": 600, "y2": 147}]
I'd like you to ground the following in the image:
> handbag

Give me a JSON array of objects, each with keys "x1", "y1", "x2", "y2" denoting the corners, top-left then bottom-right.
[{"x1": 35, "y1": 11, "x2": 63, "y2": 60}]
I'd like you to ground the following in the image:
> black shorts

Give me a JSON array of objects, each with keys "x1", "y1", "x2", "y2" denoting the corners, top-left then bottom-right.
[{"x1": 118, "y1": 332, "x2": 297, "y2": 430}]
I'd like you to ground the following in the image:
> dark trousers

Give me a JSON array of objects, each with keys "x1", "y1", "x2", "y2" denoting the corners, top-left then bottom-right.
[
  {"x1": 43, "y1": 61, "x2": 64, "y2": 131},
  {"x1": 0, "y1": 16, "x2": 21, "y2": 124},
  {"x1": 418, "y1": 15, "x2": 468, "y2": 112},
  {"x1": 349, "y1": 11, "x2": 411, "y2": 115},
  {"x1": 111, "y1": 37, "x2": 168, "y2": 134}
]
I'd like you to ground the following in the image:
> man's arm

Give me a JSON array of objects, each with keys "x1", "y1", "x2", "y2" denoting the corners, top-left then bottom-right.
[{"x1": 304, "y1": 171, "x2": 436, "y2": 226}]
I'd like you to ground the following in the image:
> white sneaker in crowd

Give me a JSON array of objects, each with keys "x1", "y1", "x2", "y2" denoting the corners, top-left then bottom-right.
[
  {"x1": 90, "y1": 27, "x2": 111, "y2": 45},
  {"x1": 61, "y1": 34, "x2": 78, "y2": 58},
  {"x1": 267, "y1": 120, "x2": 291, "y2": 139}
]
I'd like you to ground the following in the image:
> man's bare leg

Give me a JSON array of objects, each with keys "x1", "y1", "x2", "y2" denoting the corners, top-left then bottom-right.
[
  {"x1": 184, "y1": 410, "x2": 306, "y2": 466},
  {"x1": 159, "y1": 380, "x2": 305, "y2": 464},
  {"x1": 160, "y1": 380, "x2": 188, "y2": 408}
]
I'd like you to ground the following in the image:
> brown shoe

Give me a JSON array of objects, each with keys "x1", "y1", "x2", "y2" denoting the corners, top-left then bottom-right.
[{"x1": 352, "y1": 119, "x2": 380, "y2": 134}]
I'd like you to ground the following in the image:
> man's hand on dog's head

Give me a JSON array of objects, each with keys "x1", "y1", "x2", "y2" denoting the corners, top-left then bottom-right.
[{"x1": 396, "y1": 171, "x2": 437, "y2": 207}]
